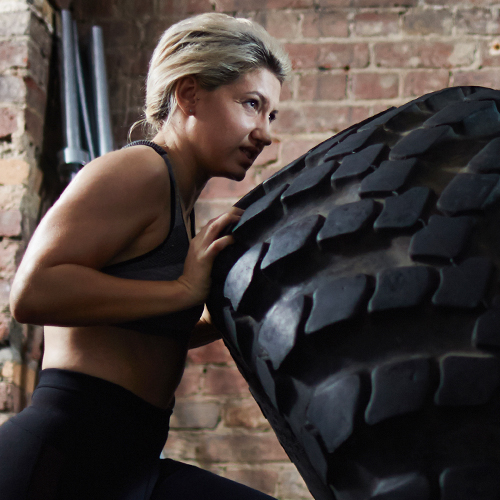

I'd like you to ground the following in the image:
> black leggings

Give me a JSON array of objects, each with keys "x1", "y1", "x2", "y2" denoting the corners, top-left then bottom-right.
[{"x1": 0, "y1": 369, "x2": 276, "y2": 500}]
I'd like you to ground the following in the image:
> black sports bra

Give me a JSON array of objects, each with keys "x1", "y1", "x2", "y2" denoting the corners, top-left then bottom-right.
[{"x1": 100, "y1": 140, "x2": 204, "y2": 343}]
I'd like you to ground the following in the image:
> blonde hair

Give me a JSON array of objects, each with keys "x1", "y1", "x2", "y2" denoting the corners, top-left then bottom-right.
[{"x1": 131, "y1": 13, "x2": 291, "y2": 138}]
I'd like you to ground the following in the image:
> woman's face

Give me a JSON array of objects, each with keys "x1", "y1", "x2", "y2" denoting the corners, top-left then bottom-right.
[{"x1": 189, "y1": 67, "x2": 282, "y2": 181}]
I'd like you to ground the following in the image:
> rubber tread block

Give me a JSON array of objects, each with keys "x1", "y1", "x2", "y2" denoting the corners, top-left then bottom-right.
[
  {"x1": 234, "y1": 184, "x2": 266, "y2": 210},
  {"x1": 281, "y1": 161, "x2": 337, "y2": 204},
  {"x1": 324, "y1": 128, "x2": 380, "y2": 160},
  {"x1": 432, "y1": 257, "x2": 493, "y2": 309},
  {"x1": 434, "y1": 353, "x2": 499, "y2": 406},
  {"x1": 423, "y1": 100, "x2": 500, "y2": 131},
  {"x1": 440, "y1": 464, "x2": 500, "y2": 500},
  {"x1": 302, "y1": 426, "x2": 329, "y2": 483},
  {"x1": 261, "y1": 214, "x2": 325, "y2": 270},
  {"x1": 419, "y1": 87, "x2": 465, "y2": 112},
  {"x1": 305, "y1": 274, "x2": 370, "y2": 334},
  {"x1": 222, "y1": 306, "x2": 239, "y2": 348},
  {"x1": 259, "y1": 294, "x2": 306, "y2": 370},
  {"x1": 332, "y1": 143, "x2": 385, "y2": 182},
  {"x1": 263, "y1": 155, "x2": 306, "y2": 194},
  {"x1": 388, "y1": 125, "x2": 455, "y2": 160},
  {"x1": 437, "y1": 173, "x2": 500, "y2": 215},
  {"x1": 374, "y1": 187, "x2": 431, "y2": 230},
  {"x1": 358, "y1": 106, "x2": 400, "y2": 131},
  {"x1": 465, "y1": 87, "x2": 500, "y2": 102},
  {"x1": 472, "y1": 308, "x2": 500, "y2": 349},
  {"x1": 255, "y1": 357, "x2": 278, "y2": 407},
  {"x1": 467, "y1": 137, "x2": 500, "y2": 173},
  {"x1": 306, "y1": 373, "x2": 361, "y2": 453},
  {"x1": 305, "y1": 134, "x2": 346, "y2": 169},
  {"x1": 368, "y1": 266, "x2": 437, "y2": 312},
  {"x1": 365, "y1": 357, "x2": 431, "y2": 425},
  {"x1": 359, "y1": 158, "x2": 417, "y2": 196},
  {"x1": 380, "y1": 103, "x2": 431, "y2": 133},
  {"x1": 371, "y1": 473, "x2": 430, "y2": 500},
  {"x1": 233, "y1": 184, "x2": 288, "y2": 236},
  {"x1": 409, "y1": 215, "x2": 475, "y2": 262},
  {"x1": 317, "y1": 199, "x2": 377, "y2": 245},
  {"x1": 224, "y1": 243, "x2": 266, "y2": 311}
]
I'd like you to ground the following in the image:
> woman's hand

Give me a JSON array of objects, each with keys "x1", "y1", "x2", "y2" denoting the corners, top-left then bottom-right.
[{"x1": 177, "y1": 207, "x2": 243, "y2": 305}]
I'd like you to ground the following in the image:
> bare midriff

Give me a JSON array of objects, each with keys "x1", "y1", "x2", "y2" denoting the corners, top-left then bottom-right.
[{"x1": 42, "y1": 325, "x2": 188, "y2": 409}]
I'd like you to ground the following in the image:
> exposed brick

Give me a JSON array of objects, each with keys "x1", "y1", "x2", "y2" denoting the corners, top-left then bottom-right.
[
  {"x1": 284, "y1": 43, "x2": 369, "y2": 70},
  {"x1": 403, "y1": 8, "x2": 453, "y2": 36},
  {"x1": 267, "y1": 0, "x2": 314, "y2": 7},
  {"x1": 453, "y1": 69, "x2": 500, "y2": 88},
  {"x1": 278, "y1": 467, "x2": 312, "y2": 499},
  {"x1": 273, "y1": 105, "x2": 371, "y2": 134},
  {"x1": 0, "y1": 108, "x2": 18, "y2": 139},
  {"x1": 353, "y1": 12, "x2": 400, "y2": 37},
  {"x1": 27, "y1": 41, "x2": 50, "y2": 89},
  {"x1": 0, "y1": 159, "x2": 30, "y2": 185},
  {"x1": 156, "y1": 0, "x2": 213, "y2": 15},
  {"x1": 0, "y1": 382, "x2": 22, "y2": 413},
  {"x1": 224, "y1": 398, "x2": 271, "y2": 430},
  {"x1": 0, "y1": 41, "x2": 28, "y2": 72},
  {"x1": 297, "y1": 72, "x2": 346, "y2": 101},
  {"x1": 170, "y1": 400, "x2": 221, "y2": 429},
  {"x1": 280, "y1": 78, "x2": 293, "y2": 101},
  {"x1": 350, "y1": 72, "x2": 399, "y2": 99},
  {"x1": 0, "y1": 240, "x2": 21, "y2": 280},
  {"x1": 301, "y1": 11, "x2": 349, "y2": 38},
  {"x1": 0, "y1": 313, "x2": 9, "y2": 343},
  {"x1": 175, "y1": 365, "x2": 204, "y2": 396},
  {"x1": 1, "y1": 361, "x2": 23, "y2": 386},
  {"x1": 279, "y1": 139, "x2": 319, "y2": 165},
  {"x1": 91, "y1": 20, "x2": 142, "y2": 48},
  {"x1": 0, "y1": 210, "x2": 22, "y2": 237},
  {"x1": 319, "y1": 0, "x2": 417, "y2": 6},
  {"x1": 213, "y1": 0, "x2": 268, "y2": 12},
  {"x1": 0, "y1": 10, "x2": 31, "y2": 37},
  {"x1": 479, "y1": 39, "x2": 500, "y2": 66},
  {"x1": 403, "y1": 70, "x2": 450, "y2": 97},
  {"x1": 224, "y1": 468, "x2": 279, "y2": 496},
  {"x1": 73, "y1": 1, "x2": 116, "y2": 19},
  {"x1": 374, "y1": 41, "x2": 475, "y2": 69},
  {"x1": 25, "y1": 78, "x2": 47, "y2": 118},
  {"x1": 199, "y1": 433, "x2": 288, "y2": 462},
  {"x1": 204, "y1": 366, "x2": 249, "y2": 395},
  {"x1": 188, "y1": 339, "x2": 233, "y2": 364},
  {"x1": 456, "y1": 8, "x2": 500, "y2": 35},
  {"x1": 254, "y1": 10, "x2": 301, "y2": 39},
  {"x1": 0, "y1": 76, "x2": 26, "y2": 103},
  {"x1": 24, "y1": 108, "x2": 44, "y2": 146},
  {"x1": 162, "y1": 431, "x2": 200, "y2": 461}
]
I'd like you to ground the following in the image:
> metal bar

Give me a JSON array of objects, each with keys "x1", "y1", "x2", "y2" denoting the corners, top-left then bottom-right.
[
  {"x1": 59, "y1": 10, "x2": 88, "y2": 181},
  {"x1": 90, "y1": 25, "x2": 113, "y2": 156},
  {"x1": 73, "y1": 20, "x2": 96, "y2": 161}
]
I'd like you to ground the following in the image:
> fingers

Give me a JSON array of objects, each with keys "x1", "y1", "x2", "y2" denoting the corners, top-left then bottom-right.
[{"x1": 202, "y1": 210, "x2": 242, "y2": 242}]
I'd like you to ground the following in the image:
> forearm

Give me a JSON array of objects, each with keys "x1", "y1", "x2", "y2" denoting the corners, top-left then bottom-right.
[{"x1": 10, "y1": 263, "x2": 198, "y2": 327}]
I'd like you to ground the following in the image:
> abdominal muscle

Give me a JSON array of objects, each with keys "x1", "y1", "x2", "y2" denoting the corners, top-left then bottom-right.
[{"x1": 42, "y1": 325, "x2": 188, "y2": 409}]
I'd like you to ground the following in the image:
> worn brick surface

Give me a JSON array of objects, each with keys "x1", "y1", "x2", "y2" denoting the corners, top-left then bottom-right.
[
  {"x1": 170, "y1": 400, "x2": 221, "y2": 429},
  {"x1": 204, "y1": 366, "x2": 249, "y2": 395},
  {"x1": 350, "y1": 72, "x2": 399, "y2": 99},
  {"x1": 223, "y1": 398, "x2": 272, "y2": 429},
  {"x1": 200, "y1": 434, "x2": 289, "y2": 462},
  {"x1": 8, "y1": 0, "x2": 500, "y2": 498}
]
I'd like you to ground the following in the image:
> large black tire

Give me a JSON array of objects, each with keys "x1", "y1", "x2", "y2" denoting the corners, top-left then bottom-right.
[{"x1": 207, "y1": 86, "x2": 500, "y2": 500}]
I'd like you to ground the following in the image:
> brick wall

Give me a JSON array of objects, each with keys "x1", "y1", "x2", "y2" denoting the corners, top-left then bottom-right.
[
  {"x1": 3, "y1": 0, "x2": 500, "y2": 498},
  {"x1": 0, "y1": 0, "x2": 53, "y2": 424}
]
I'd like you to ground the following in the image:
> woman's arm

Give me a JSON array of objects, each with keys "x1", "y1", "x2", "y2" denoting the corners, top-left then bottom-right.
[
  {"x1": 188, "y1": 306, "x2": 222, "y2": 349},
  {"x1": 10, "y1": 147, "x2": 240, "y2": 327}
]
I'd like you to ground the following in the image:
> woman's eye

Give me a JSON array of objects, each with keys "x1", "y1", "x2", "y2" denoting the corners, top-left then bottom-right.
[
  {"x1": 246, "y1": 99, "x2": 259, "y2": 110},
  {"x1": 269, "y1": 112, "x2": 277, "y2": 123}
]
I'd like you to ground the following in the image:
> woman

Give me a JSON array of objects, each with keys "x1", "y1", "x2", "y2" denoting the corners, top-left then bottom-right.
[{"x1": 2, "y1": 13, "x2": 290, "y2": 500}]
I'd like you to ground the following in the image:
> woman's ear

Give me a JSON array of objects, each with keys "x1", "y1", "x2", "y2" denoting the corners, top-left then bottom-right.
[{"x1": 175, "y1": 76, "x2": 198, "y2": 116}]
